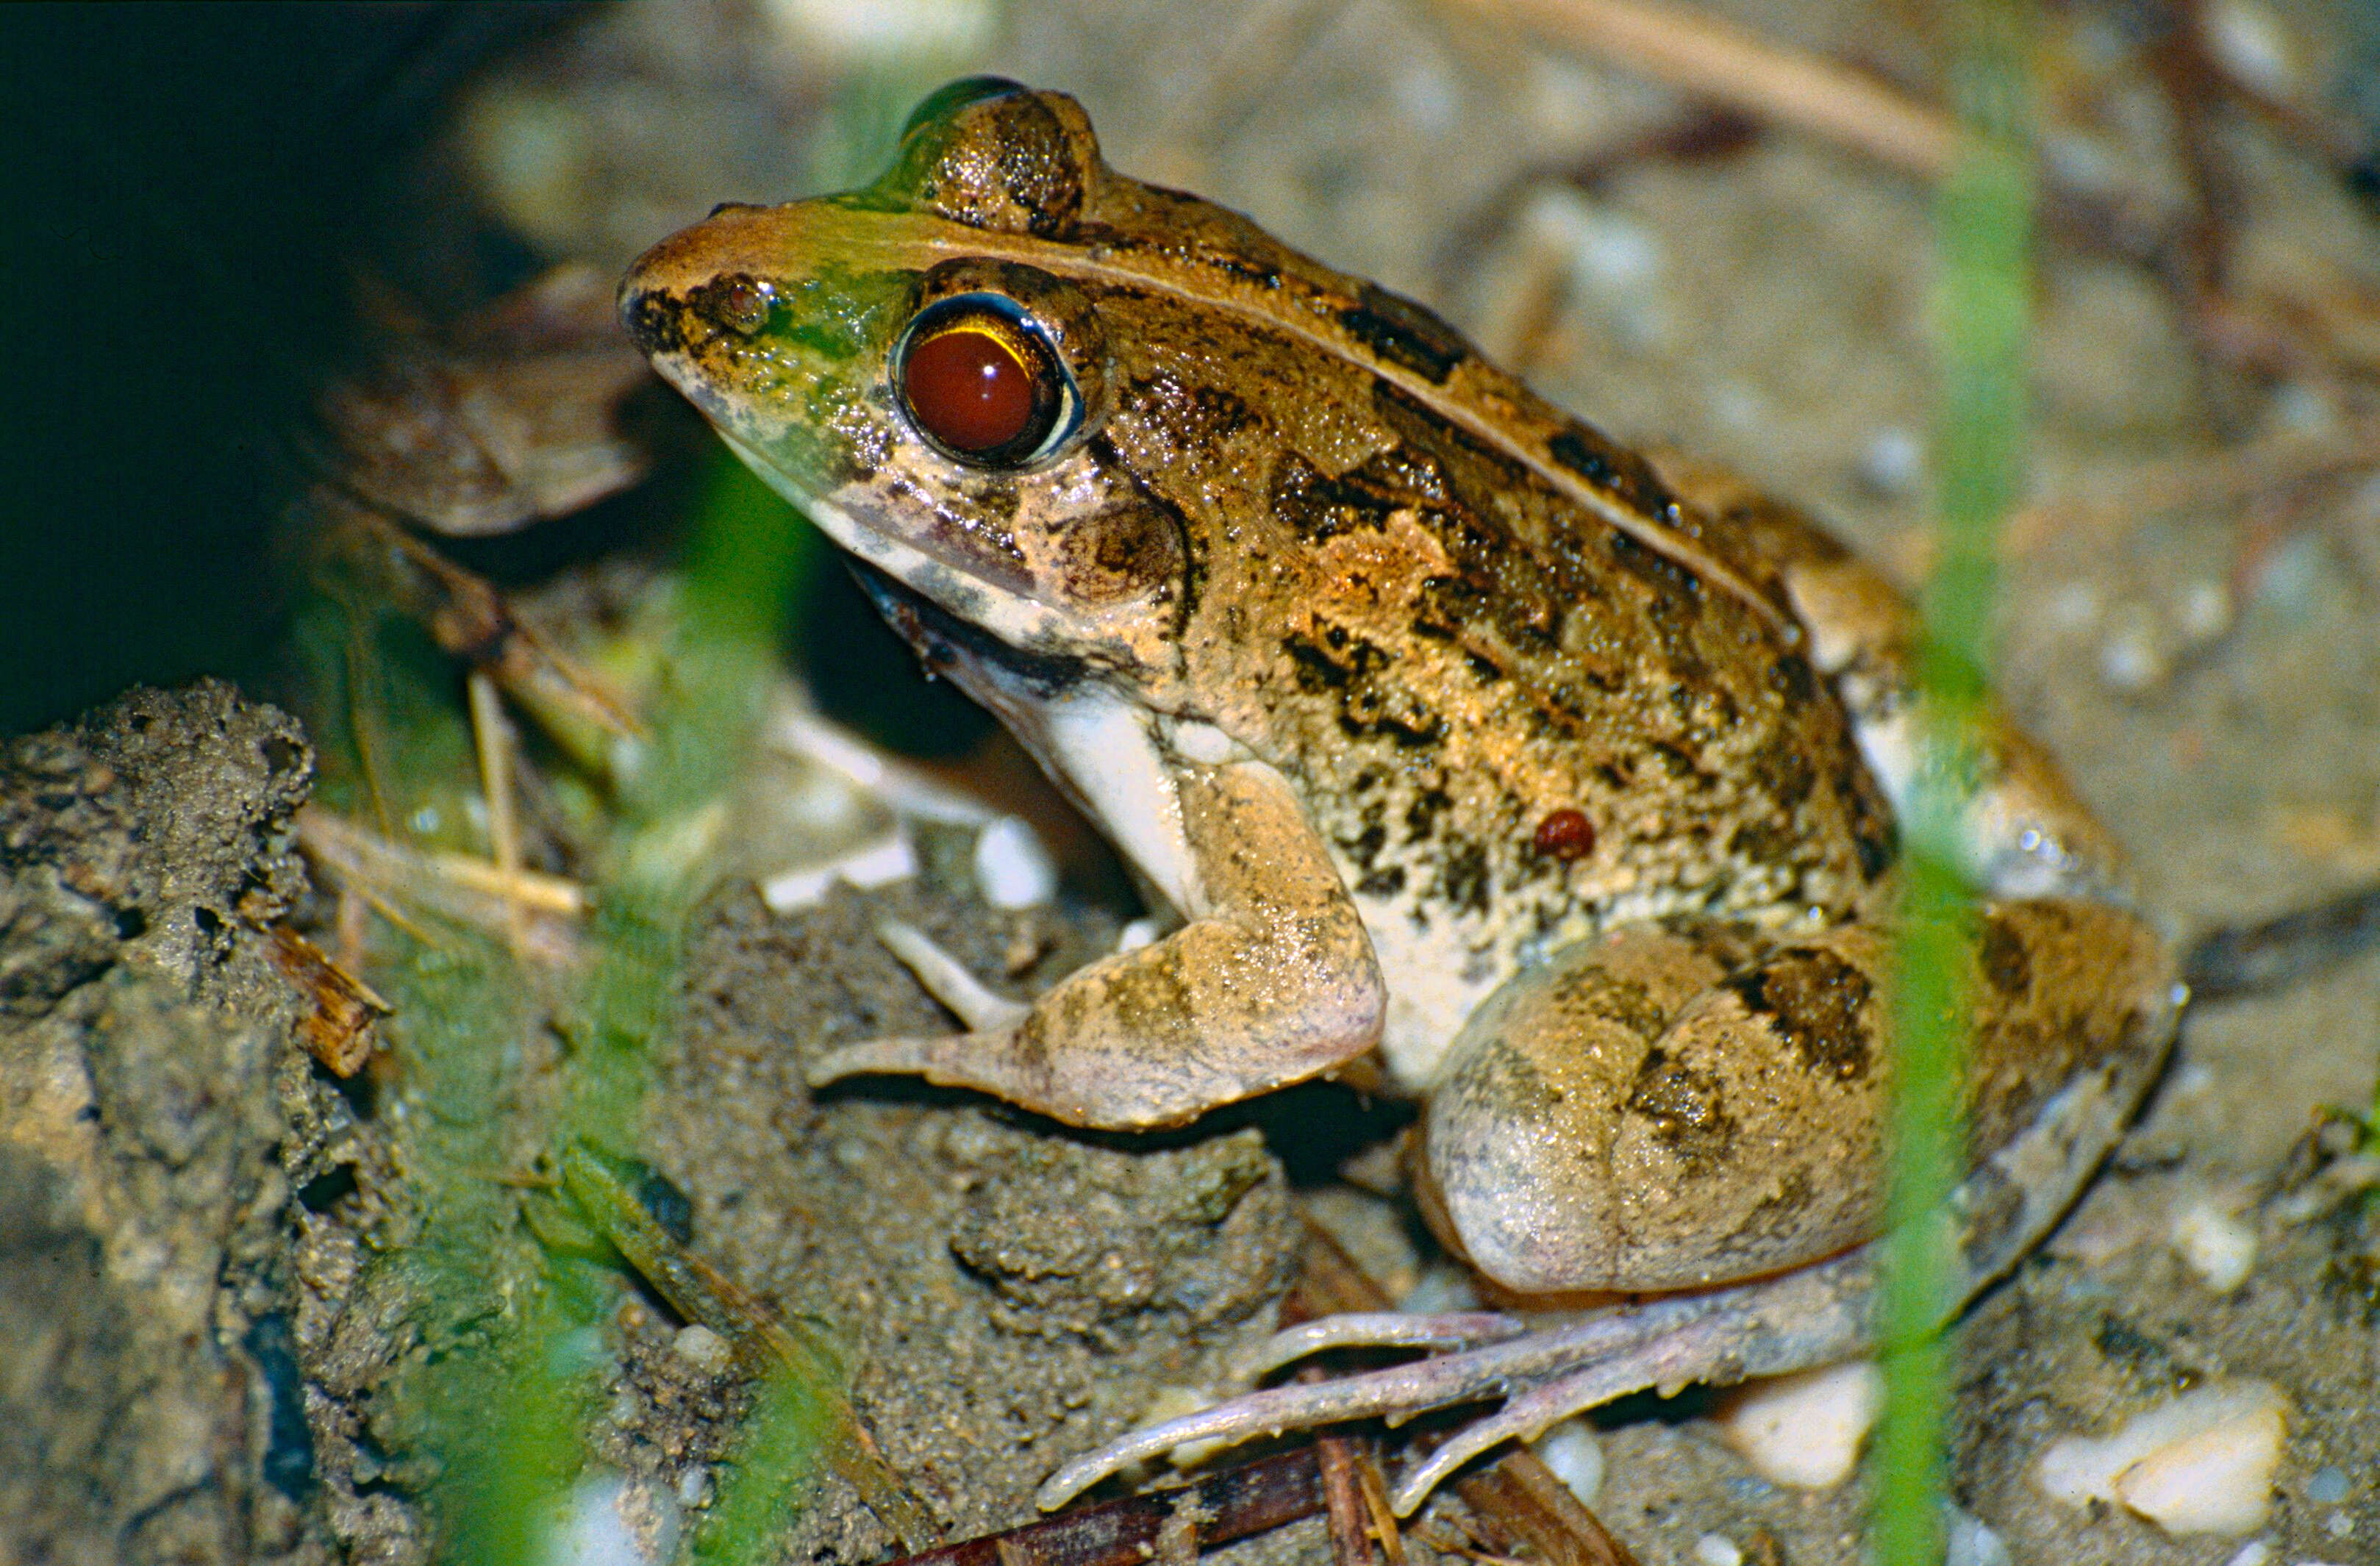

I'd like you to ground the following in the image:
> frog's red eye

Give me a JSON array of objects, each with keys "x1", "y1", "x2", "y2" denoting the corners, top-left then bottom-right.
[{"x1": 894, "y1": 296, "x2": 1078, "y2": 467}]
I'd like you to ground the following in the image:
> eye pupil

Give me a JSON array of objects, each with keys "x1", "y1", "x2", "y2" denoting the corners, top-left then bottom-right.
[{"x1": 903, "y1": 326, "x2": 1039, "y2": 454}]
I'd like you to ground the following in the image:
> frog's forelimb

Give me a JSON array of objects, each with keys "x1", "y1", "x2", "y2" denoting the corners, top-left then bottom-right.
[{"x1": 1037, "y1": 1251, "x2": 1873, "y2": 1517}]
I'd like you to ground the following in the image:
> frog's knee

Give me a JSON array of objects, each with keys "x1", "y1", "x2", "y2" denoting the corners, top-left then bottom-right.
[
  {"x1": 1422, "y1": 1015, "x2": 1632, "y2": 1296},
  {"x1": 1415, "y1": 932, "x2": 1719, "y2": 1295},
  {"x1": 1422, "y1": 930, "x2": 1891, "y2": 1296}
]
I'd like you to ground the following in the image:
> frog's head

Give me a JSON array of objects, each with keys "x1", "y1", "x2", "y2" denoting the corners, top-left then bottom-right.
[{"x1": 621, "y1": 79, "x2": 1188, "y2": 690}]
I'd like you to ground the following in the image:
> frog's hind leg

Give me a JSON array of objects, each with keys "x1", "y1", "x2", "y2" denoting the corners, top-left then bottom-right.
[{"x1": 1037, "y1": 904, "x2": 2179, "y2": 1515}]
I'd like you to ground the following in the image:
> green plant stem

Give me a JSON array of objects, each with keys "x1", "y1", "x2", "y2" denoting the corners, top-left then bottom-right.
[
  {"x1": 571, "y1": 453, "x2": 815, "y2": 1152},
  {"x1": 1873, "y1": 2, "x2": 2036, "y2": 1562}
]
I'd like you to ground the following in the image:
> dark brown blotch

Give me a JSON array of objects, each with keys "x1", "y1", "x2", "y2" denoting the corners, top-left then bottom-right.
[
  {"x1": 1404, "y1": 786, "x2": 1454, "y2": 845},
  {"x1": 1977, "y1": 913, "x2": 2033, "y2": 998},
  {"x1": 1729, "y1": 947, "x2": 1875, "y2": 1081},
  {"x1": 1270, "y1": 453, "x2": 1398, "y2": 543},
  {"x1": 1339, "y1": 282, "x2": 1470, "y2": 384},
  {"x1": 621, "y1": 290, "x2": 687, "y2": 357},
  {"x1": 1552, "y1": 968, "x2": 1668, "y2": 1040},
  {"x1": 1057, "y1": 490, "x2": 1186, "y2": 607},
  {"x1": 1546, "y1": 422, "x2": 1682, "y2": 521},
  {"x1": 1607, "y1": 529, "x2": 1703, "y2": 604},
  {"x1": 1437, "y1": 841, "x2": 1493, "y2": 915},
  {"x1": 1624, "y1": 1045, "x2": 1737, "y2": 1166}
]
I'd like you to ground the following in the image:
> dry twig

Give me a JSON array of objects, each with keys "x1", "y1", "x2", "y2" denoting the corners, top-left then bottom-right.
[
  {"x1": 296, "y1": 804, "x2": 587, "y2": 963},
  {"x1": 2002, "y1": 418, "x2": 2380, "y2": 555},
  {"x1": 328, "y1": 495, "x2": 647, "y2": 741},
  {"x1": 882, "y1": 1450, "x2": 1324, "y2": 1566},
  {"x1": 1442, "y1": 0, "x2": 1954, "y2": 179},
  {"x1": 265, "y1": 924, "x2": 388, "y2": 1076}
]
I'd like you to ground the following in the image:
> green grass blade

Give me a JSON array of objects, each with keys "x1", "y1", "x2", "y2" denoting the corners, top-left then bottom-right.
[{"x1": 1872, "y1": 2, "x2": 2037, "y2": 1562}]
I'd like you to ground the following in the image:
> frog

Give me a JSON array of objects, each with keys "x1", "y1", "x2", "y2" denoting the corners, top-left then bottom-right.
[{"x1": 619, "y1": 78, "x2": 2181, "y2": 1515}]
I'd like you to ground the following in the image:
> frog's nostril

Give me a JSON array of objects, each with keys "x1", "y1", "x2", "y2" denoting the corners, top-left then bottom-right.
[{"x1": 618, "y1": 286, "x2": 683, "y2": 357}]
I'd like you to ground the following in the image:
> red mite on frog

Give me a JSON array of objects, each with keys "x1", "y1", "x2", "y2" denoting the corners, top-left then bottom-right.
[{"x1": 620, "y1": 78, "x2": 2180, "y2": 1514}]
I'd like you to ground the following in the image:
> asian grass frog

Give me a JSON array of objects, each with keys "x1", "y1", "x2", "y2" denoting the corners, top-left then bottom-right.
[{"x1": 621, "y1": 79, "x2": 2181, "y2": 1513}]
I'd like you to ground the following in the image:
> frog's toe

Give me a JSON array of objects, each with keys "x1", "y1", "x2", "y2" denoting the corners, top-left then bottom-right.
[
  {"x1": 1237, "y1": 1310, "x2": 1526, "y2": 1381},
  {"x1": 875, "y1": 917, "x2": 1032, "y2": 1031},
  {"x1": 804, "y1": 1031, "x2": 976, "y2": 1089},
  {"x1": 803, "y1": 1022, "x2": 1163, "y2": 1126},
  {"x1": 1037, "y1": 1251, "x2": 1875, "y2": 1516}
]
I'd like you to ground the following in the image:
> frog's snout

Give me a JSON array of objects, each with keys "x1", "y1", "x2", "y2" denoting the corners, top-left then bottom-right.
[
  {"x1": 616, "y1": 237, "x2": 677, "y2": 357},
  {"x1": 616, "y1": 276, "x2": 677, "y2": 360}
]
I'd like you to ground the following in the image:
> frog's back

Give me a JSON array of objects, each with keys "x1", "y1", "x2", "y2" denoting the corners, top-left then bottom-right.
[{"x1": 1050, "y1": 122, "x2": 1897, "y2": 963}]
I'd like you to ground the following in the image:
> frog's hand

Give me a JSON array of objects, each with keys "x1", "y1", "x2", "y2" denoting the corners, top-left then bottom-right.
[{"x1": 807, "y1": 760, "x2": 1387, "y2": 1130}]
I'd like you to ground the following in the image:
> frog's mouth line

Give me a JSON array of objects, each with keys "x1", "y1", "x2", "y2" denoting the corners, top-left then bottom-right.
[{"x1": 846, "y1": 559, "x2": 1089, "y2": 701}]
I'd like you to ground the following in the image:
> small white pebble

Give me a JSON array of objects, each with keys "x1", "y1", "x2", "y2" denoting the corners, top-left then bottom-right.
[
  {"x1": 1945, "y1": 1508, "x2": 2011, "y2": 1566},
  {"x1": 2119, "y1": 1413, "x2": 2287, "y2": 1536},
  {"x1": 1527, "y1": 191, "x2": 1661, "y2": 290},
  {"x1": 546, "y1": 1473, "x2": 662, "y2": 1566},
  {"x1": 2036, "y1": 1379, "x2": 2287, "y2": 1537},
  {"x1": 2203, "y1": 0, "x2": 2297, "y2": 94},
  {"x1": 2307, "y1": 1466, "x2": 2350, "y2": 1504},
  {"x1": 2325, "y1": 1511, "x2": 2354, "y2": 1537},
  {"x1": 760, "y1": 865, "x2": 834, "y2": 911},
  {"x1": 839, "y1": 830, "x2": 920, "y2": 891},
  {"x1": 1115, "y1": 917, "x2": 1162, "y2": 954},
  {"x1": 973, "y1": 815, "x2": 1056, "y2": 909},
  {"x1": 2223, "y1": 1542, "x2": 2270, "y2": 1566},
  {"x1": 2043, "y1": 581, "x2": 2102, "y2": 632},
  {"x1": 760, "y1": 829, "x2": 918, "y2": 911},
  {"x1": 1529, "y1": 1417, "x2": 1603, "y2": 1508},
  {"x1": 2251, "y1": 533, "x2": 2326, "y2": 615},
  {"x1": 1692, "y1": 1534, "x2": 1742, "y2": 1566},
  {"x1": 671, "y1": 1324, "x2": 732, "y2": 1373},
  {"x1": 677, "y1": 1465, "x2": 712, "y2": 1509},
  {"x1": 1707, "y1": 381, "x2": 1766, "y2": 434},
  {"x1": 2170, "y1": 1195, "x2": 2259, "y2": 1293},
  {"x1": 1712, "y1": 1359, "x2": 1883, "y2": 1490},
  {"x1": 2098, "y1": 605, "x2": 2168, "y2": 690},
  {"x1": 2176, "y1": 579, "x2": 2234, "y2": 643},
  {"x1": 1857, "y1": 427, "x2": 1923, "y2": 498}
]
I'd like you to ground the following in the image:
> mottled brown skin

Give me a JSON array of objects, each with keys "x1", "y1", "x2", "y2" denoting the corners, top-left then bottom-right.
[{"x1": 621, "y1": 80, "x2": 2178, "y2": 1323}]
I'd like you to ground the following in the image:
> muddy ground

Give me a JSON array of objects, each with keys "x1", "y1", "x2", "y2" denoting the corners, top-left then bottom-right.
[{"x1": 6, "y1": 1, "x2": 2380, "y2": 1564}]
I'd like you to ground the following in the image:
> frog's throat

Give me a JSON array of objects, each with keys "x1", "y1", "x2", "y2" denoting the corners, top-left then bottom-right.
[{"x1": 718, "y1": 430, "x2": 1082, "y2": 656}]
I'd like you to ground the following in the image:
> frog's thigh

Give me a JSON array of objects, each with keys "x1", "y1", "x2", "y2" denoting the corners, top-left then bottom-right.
[{"x1": 1424, "y1": 902, "x2": 2174, "y2": 1298}]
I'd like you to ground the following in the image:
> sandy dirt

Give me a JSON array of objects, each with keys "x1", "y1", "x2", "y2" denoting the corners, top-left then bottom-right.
[{"x1": 5, "y1": 2, "x2": 2379, "y2": 1564}]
